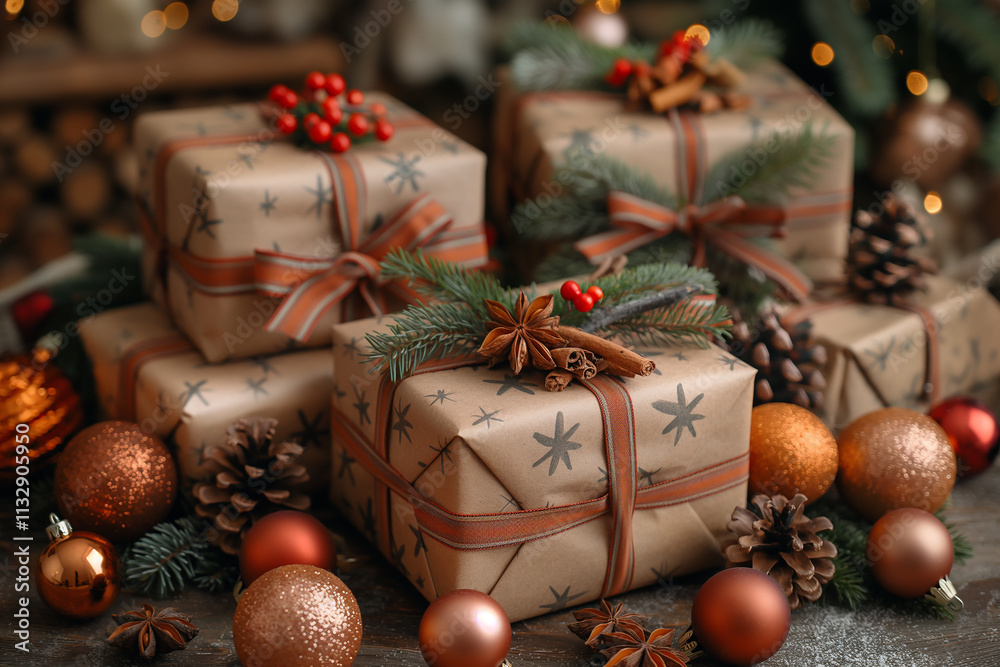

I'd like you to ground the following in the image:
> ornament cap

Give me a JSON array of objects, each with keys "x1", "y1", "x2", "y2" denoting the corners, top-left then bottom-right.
[
  {"x1": 45, "y1": 512, "x2": 73, "y2": 540},
  {"x1": 926, "y1": 575, "x2": 964, "y2": 613}
]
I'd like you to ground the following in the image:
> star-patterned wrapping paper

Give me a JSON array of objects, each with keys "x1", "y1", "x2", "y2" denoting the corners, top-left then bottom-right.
[
  {"x1": 78, "y1": 303, "x2": 333, "y2": 492},
  {"x1": 330, "y1": 316, "x2": 756, "y2": 621},
  {"x1": 491, "y1": 60, "x2": 854, "y2": 283},
  {"x1": 796, "y1": 275, "x2": 1000, "y2": 430},
  {"x1": 133, "y1": 94, "x2": 487, "y2": 363}
]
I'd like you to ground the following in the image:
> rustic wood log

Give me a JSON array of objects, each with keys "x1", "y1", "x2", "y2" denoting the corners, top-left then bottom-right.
[
  {"x1": 0, "y1": 179, "x2": 32, "y2": 236},
  {"x1": 52, "y1": 107, "x2": 102, "y2": 147},
  {"x1": 60, "y1": 160, "x2": 111, "y2": 220},
  {"x1": 14, "y1": 134, "x2": 59, "y2": 185},
  {"x1": 0, "y1": 108, "x2": 30, "y2": 144},
  {"x1": 22, "y1": 207, "x2": 73, "y2": 266}
]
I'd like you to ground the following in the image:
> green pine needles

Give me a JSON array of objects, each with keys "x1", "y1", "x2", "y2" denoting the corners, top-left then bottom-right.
[
  {"x1": 366, "y1": 249, "x2": 731, "y2": 382},
  {"x1": 810, "y1": 497, "x2": 972, "y2": 620},
  {"x1": 122, "y1": 517, "x2": 239, "y2": 598}
]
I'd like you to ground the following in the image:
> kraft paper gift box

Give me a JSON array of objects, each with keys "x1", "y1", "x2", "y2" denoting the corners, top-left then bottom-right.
[
  {"x1": 790, "y1": 275, "x2": 1000, "y2": 430},
  {"x1": 79, "y1": 303, "x2": 332, "y2": 491},
  {"x1": 134, "y1": 94, "x2": 488, "y2": 363},
  {"x1": 491, "y1": 59, "x2": 854, "y2": 283},
  {"x1": 329, "y1": 316, "x2": 755, "y2": 622}
]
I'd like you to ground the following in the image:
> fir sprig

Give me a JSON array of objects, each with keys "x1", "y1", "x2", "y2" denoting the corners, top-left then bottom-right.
[
  {"x1": 123, "y1": 517, "x2": 239, "y2": 598},
  {"x1": 705, "y1": 19, "x2": 784, "y2": 65}
]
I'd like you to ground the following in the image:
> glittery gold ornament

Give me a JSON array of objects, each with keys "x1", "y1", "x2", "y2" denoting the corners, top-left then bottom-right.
[
  {"x1": 233, "y1": 564, "x2": 362, "y2": 667},
  {"x1": 0, "y1": 346, "x2": 83, "y2": 481},
  {"x1": 837, "y1": 407, "x2": 956, "y2": 521},
  {"x1": 55, "y1": 421, "x2": 177, "y2": 541},
  {"x1": 748, "y1": 403, "x2": 838, "y2": 503}
]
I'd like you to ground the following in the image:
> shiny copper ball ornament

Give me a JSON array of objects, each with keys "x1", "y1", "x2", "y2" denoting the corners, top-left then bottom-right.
[
  {"x1": 239, "y1": 510, "x2": 337, "y2": 586},
  {"x1": 419, "y1": 589, "x2": 511, "y2": 667},
  {"x1": 0, "y1": 346, "x2": 83, "y2": 481},
  {"x1": 748, "y1": 403, "x2": 839, "y2": 503},
  {"x1": 867, "y1": 508, "x2": 956, "y2": 601},
  {"x1": 837, "y1": 408, "x2": 957, "y2": 521},
  {"x1": 233, "y1": 564, "x2": 362, "y2": 667},
  {"x1": 929, "y1": 396, "x2": 1000, "y2": 477},
  {"x1": 36, "y1": 513, "x2": 120, "y2": 619},
  {"x1": 691, "y1": 568, "x2": 791, "y2": 666},
  {"x1": 55, "y1": 421, "x2": 177, "y2": 541}
]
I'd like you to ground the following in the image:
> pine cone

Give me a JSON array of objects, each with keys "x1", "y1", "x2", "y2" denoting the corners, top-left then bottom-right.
[
  {"x1": 193, "y1": 418, "x2": 310, "y2": 554},
  {"x1": 725, "y1": 493, "x2": 837, "y2": 609},
  {"x1": 723, "y1": 309, "x2": 826, "y2": 409},
  {"x1": 848, "y1": 194, "x2": 936, "y2": 305}
]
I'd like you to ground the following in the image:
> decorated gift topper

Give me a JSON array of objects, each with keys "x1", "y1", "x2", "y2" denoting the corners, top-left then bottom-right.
[
  {"x1": 267, "y1": 71, "x2": 395, "y2": 153},
  {"x1": 509, "y1": 19, "x2": 782, "y2": 113},
  {"x1": 366, "y1": 250, "x2": 732, "y2": 389}
]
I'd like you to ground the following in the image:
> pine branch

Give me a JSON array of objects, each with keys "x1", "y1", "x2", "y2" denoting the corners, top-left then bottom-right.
[
  {"x1": 379, "y1": 248, "x2": 510, "y2": 310},
  {"x1": 801, "y1": 0, "x2": 895, "y2": 117},
  {"x1": 705, "y1": 18, "x2": 784, "y2": 65},
  {"x1": 602, "y1": 301, "x2": 733, "y2": 349},
  {"x1": 936, "y1": 0, "x2": 1000, "y2": 79},
  {"x1": 123, "y1": 517, "x2": 217, "y2": 598}
]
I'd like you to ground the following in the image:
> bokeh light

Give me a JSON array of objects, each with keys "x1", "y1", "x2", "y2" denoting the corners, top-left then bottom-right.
[
  {"x1": 140, "y1": 10, "x2": 167, "y2": 38},
  {"x1": 685, "y1": 24, "x2": 711, "y2": 46},
  {"x1": 212, "y1": 0, "x2": 239, "y2": 22},
  {"x1": 545, "y1": 14, "x2": 570, "y2": 28},
  {"x1": 924, "y1": 192, "x2": 942, "y2": 215},
  {"x1": 5, "y1": 0, "x2": 23, "y2": 16},
  {"x1": 596, "y1": 0, "x2": 620, "y2": 14},
  {"x1": 906, "y1": 70, "x2": 929, "y2": 95},
  {"x1": 873, "y1": 35, "x2": 894, "y2": 58},
  {"x1": 164, "y1": 2, "x2": 189, "y2": 30},
  {"x1": 811, "y1": 42, "x2": 835, "y2": 67}
]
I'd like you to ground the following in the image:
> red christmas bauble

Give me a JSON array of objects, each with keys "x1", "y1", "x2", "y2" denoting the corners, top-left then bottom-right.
[
  {"x1": 929, "y1": 396, "x2": 1000, "y2": 477},
  {"x1": 419, "y1": 590, "x2": 511, "y2": 667},
  {"x1": 691, "y1": 568, "x2": 791, "y2": 666},
  {"x1": 867, "y1": 508, "x2": 954, "y2": 598},
  {"x1": 239, "y1": 510, "x2": 337, "y2": 586}
]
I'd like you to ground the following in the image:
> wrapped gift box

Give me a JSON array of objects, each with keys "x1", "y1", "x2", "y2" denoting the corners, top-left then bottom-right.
[
  {"x1": 329, "y1": 316, "x2": 755, "y2": 621},
  {"x1": 79, "y1": 303, "x2": 332, "y2": 491},
  {"x1": 791, "y1": 275, "x2": 1000, "y2": 429},
  {"x1": 134, "y1": 95, "x2": 488, "y2": 362},
  {"x1": 491, "y1": 60, "x2": 854, "y2": 283}
]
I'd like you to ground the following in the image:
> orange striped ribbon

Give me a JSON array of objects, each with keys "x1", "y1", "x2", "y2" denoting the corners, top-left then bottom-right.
[
  {"x1": 332, "y1": 358, "x2": 749, "y2": 596},
  {"x1": 116, "y1": 333, "x2": 194, "y2": 420}
]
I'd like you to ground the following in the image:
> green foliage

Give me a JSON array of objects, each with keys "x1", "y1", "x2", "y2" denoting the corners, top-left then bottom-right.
[
  {"x1": 802, "y1": 0, "x2": 896, "y2": 117},
  {"x1": 123, "y1": 517, "x2": 238, "y2": 598},
  {"x1": 705, "y1": 18, "x2": 784, "y2": 65},
  {"x1": 809, "y1": 497, "x2": 972, "y2": 620},
  {"x1": 367, "y1": 251, "x2": 728, "y2": 381}
]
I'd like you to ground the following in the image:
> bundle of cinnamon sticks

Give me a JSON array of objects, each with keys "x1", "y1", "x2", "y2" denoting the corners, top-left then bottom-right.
[{"x1": 544, "y1": 326, "x2": 654, "y2": 391}]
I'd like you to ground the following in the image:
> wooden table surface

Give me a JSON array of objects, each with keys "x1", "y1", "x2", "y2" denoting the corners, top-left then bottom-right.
[{"x1": 2, "y1": 455, "x2": 998, "y2": 666}]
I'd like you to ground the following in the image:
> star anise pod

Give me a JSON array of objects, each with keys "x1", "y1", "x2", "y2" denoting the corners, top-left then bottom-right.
[
  {"x1": 478, "y1": 291, "x2": 565, "y2": 374},
  {"x1": 569, "y1": 599, "x2": 648, "y2": 648},
  {"x1": 600, "y1": 626, "x2": 690, "y2": 667},
  {"x1": 106, "y1": 604, "x2": 199, "y2": 659}
]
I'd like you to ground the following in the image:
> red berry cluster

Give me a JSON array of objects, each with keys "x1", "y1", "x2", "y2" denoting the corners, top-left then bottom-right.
[
  {"x1": 559, "y1": 280, "x2": 604, "y2": 313},
  {"x1": 605, "y1": 30, "x2": 705, "y2": 88},
  {"x1": 268, "y1": 71, "x2": 394, "y2": 153},
  {"x1": 658, "y1": 29, "x2": 704, "y2": 63}
]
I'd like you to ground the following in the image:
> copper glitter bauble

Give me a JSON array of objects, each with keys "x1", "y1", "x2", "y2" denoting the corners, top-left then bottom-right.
[
  {"x1": 691, "y1": 568, "x2": 791, "y2": 666},
  {"x1": 419, "y1": 590, "x2": 512, "y2": 667},
  {"x1": 867, "y1": 508, "x2": 954, "y2": 598},
  {"x1": 233, "y1": 564, "x2": 362, "y2": 667},
  {"x1": 929, "y1": 396, "x2": 1000, "y2": 477},
  {"x1": 239, "y1": 510, "x2": 337, "y2": 586},
  {"x1": 0, "y1": 347, "x2": 83, "y2": 481},
  {"x1": 837, "y1": 408, "x2": 956, "y2": 521},
  {"x1": 748, "y1": 403, "x2": 838, "y2": 503},
  {"x1": 55, "y1": 421, "x2": 177, "y2": 541},
  {"x1": 37, "y1": 513, "x2": 120, "y2": 619}
]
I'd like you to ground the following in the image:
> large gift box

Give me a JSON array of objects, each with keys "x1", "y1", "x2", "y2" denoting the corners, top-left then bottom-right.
[
  {"x1": 79, "y1": 303, "x2": 332, "y2": 491},
  {"x1": 491, "y1": 60, "x2": 854, "y2": 283},
  {"x1": 792, "y1": 275, "x2": 1000, "y2": 429},
  {"x1": 329, "y1": 316, "x2": 755, "y2": 621},
  {"x1": 134, "y1": 95, "x2": 488, "y2": 363}
]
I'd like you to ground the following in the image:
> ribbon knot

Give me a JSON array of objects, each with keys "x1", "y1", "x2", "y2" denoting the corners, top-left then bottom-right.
[{"x1": 575, "y1": 190, "x2": 811, "y2": 302}]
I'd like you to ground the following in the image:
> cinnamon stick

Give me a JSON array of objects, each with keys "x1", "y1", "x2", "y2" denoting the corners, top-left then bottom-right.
[
  {"x1": 545, "y1": 369, "x2": 575, "y2": 392},
  {"x1": 551, "y1": 347, "x2": 598, "y2": 380},
  {"x1": 557, "y1": 326, "x2": 655, "y2": 377},
  {"x1": 648, "y1": 71, "x2": 706, "y2": 113}
]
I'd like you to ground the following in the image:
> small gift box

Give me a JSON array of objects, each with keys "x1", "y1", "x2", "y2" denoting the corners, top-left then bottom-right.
[
  {"x1": 491, "y1": 58, "x2": 854, "y2": 284},
  {"x1": 134, "y1": 93, "x2": 488, "y2": 362},
  {"x1": 329, "y1": 315, "x2": 755, "y2": 622},
  {"x1": 78, "y1": 303, "x2": 333, "y2": 491},
  {"x1": 790, "y1": 275, "x2": 1000, "y2": 429}
]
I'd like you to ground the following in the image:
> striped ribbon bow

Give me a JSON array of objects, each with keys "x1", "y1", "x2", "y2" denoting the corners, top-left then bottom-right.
[
  {"x1": 575, "y1": 190, "x2": 813, "y2": 302},
  {"x1": 255, "y1": 189, "x2": 453, "y2": 341}
]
